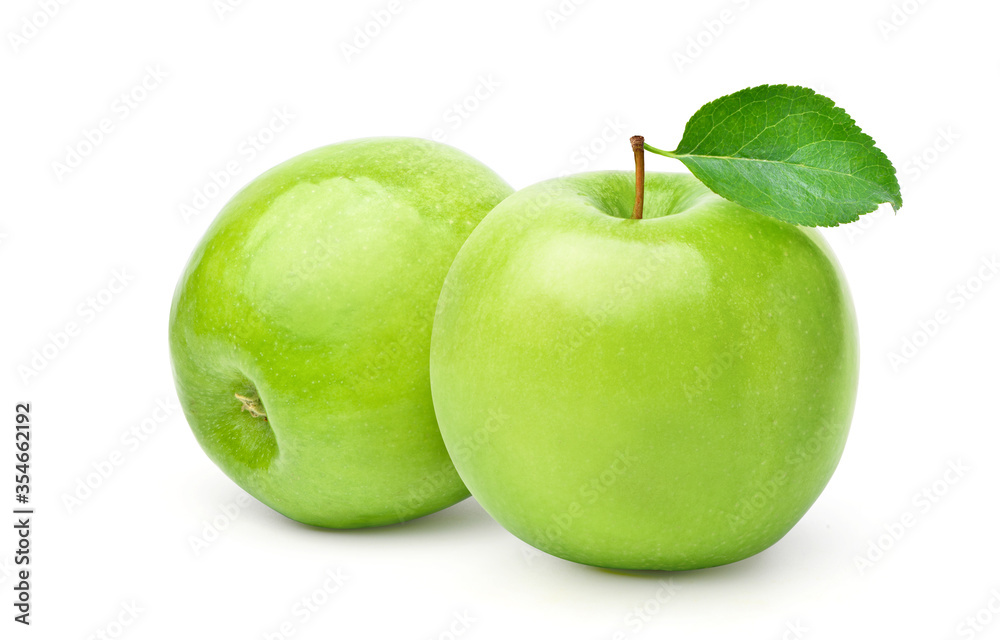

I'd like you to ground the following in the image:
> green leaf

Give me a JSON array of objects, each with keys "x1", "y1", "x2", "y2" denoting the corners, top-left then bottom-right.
[{"x1": 649, "y1": 84, "x2": 902, "y2": 227}]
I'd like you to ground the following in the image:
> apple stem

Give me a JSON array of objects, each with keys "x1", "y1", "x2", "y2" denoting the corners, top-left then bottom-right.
[
  {"x1": 631, "y1": 135, "x2": 645, "y2": 220},
  {"x1": 235, "y1": 392, "x2": 268, "y2": 421}
]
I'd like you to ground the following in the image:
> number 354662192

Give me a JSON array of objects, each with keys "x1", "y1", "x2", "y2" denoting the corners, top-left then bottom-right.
[{"x1": 15, "y1": 403, "x2": 30, "y2": 502}]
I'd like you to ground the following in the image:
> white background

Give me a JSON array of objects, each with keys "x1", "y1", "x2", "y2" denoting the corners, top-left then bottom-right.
[{"x1": 2, "y1": 0, "x2": 998, "y2": 638}]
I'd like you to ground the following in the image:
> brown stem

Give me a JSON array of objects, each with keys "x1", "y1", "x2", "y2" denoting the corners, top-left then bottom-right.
[
  {"x1": 630, "y1": 135, "x2": 645, "y2": 220},
  {"x1": 235, "y1": 392, "x2": 268, "y2": 420}
]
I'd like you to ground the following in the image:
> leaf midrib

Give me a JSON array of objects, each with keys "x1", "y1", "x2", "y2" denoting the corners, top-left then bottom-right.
[{"x1": 675, "y1": 152, "x2": 894, "y2": 193}]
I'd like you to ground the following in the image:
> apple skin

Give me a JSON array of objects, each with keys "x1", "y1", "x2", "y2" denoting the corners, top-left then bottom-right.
[
  {"x1": 169, "y1": 137, "x2": 513, "y2": 528},
  {"x1": 430, "y1": 171, "x2": 859, "y2": 570}
]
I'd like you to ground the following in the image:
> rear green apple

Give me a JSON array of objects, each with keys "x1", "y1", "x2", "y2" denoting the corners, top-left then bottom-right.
[
  {"x1": 169, "y1": 137, "x2": 513, "y2": 528},
  {"x1": 430, "y1": 170, "x2": 859, "y2": 570}
]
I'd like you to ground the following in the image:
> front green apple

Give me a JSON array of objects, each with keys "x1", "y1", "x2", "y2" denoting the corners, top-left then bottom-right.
[
  {"x1": 169, "y1": 137, "x2": 513, "y2": 528},
  {"x1": 430, "y1": 171, "x2": 859, "y2": 570}
]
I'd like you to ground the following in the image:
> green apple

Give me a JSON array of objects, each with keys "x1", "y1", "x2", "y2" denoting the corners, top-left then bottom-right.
[
  {"x1": 430, "y1": 170, "x2": 859, "y2": 570},
  {"x1": 169, "y1": 137, "x2": 513, "y2": 528}
]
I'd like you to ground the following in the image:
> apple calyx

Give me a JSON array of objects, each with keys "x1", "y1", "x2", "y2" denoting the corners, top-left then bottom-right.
[
  {"x1": 630, "y1": 135, "x2": 645, "y2": 220},
  {"x1": 235, "y1": 392, "x2": 268, "y2": 421}
]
